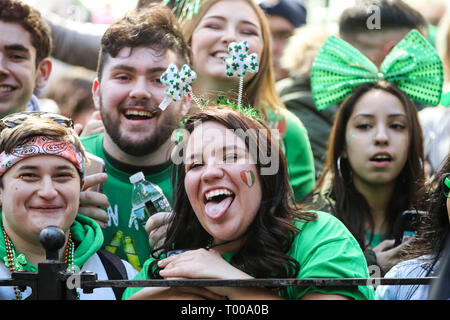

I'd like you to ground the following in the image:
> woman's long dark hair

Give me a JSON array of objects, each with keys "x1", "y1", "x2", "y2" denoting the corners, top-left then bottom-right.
[
  {"x1": 404, "y1": 156, "x2": 450, "y2": 271},
  {"x1": 151, "y1": 106, "x2": 316, "y2": 279},
  {"x1": 314, "y1": 81, "x2": 425, "y2": 249}
]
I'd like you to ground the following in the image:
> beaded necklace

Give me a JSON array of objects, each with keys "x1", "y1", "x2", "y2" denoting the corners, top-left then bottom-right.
[{"x1": 1, "y1": 226, "x2": 74, "y2": 300}]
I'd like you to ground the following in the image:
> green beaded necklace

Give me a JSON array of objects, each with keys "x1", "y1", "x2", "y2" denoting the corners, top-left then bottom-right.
[{"x1": 2, "y1": 226, "x2": 74, "y2": 300}]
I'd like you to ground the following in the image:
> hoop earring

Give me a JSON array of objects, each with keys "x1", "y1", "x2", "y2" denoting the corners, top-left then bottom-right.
[
  {"x1": 337, "y1": 156, "x2": 344, "y2": 179},
  {"x1": 337, "y1": 156, "x2": 353, "y2": 183}
]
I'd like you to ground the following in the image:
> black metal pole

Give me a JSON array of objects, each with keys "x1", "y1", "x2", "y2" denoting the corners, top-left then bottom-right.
[
  {"x1": 80, "y1": 276, "x2": 438, "y2": 291},
  {"x1": 35, "y1": 226, "x2": 77, "y2": 300}
]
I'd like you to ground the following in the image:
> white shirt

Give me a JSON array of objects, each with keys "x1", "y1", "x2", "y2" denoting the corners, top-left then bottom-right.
[{"x1": 375, "y1": 255, "x2": 439, "y2": 300}]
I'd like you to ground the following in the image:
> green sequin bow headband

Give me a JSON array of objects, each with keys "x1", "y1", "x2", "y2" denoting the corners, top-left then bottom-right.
[{"x1": 311, "y1": 29, "x2": 444, "y2": 111}]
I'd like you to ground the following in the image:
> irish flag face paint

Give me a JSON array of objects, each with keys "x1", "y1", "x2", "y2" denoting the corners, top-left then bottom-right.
[{"x1": 241, "y1": 170, "x2": 255, "y2": 187}]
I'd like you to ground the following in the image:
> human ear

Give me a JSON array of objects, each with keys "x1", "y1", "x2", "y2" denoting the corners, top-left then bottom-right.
[
  {"x1": 35, "y1": 58, "x2": 52, "y2": 89},
  {"x1": 92, "y1": 78, "x2": 101, "y2": 110}
]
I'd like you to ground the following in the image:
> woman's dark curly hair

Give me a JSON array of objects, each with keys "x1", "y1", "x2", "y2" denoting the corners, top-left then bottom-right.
[{"x1": 150, "y1": 106, "x2": 316, "y2": 279}]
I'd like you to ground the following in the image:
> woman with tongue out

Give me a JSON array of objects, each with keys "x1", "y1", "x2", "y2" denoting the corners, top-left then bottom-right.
[
  {"x1": 307, "y1": 30, "x2": 444, "y2": 276},
  {"x1": 145, "y1": 0, "x2": 316, "y2": 255},
  {"x1": 123, "y1": 106, "x2": 375, "y2": 300}
]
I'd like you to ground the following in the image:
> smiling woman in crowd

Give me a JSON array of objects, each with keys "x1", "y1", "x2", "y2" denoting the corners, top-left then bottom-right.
[{"x1": 180, "y1": 0, "x2": 315, "y2": 202}]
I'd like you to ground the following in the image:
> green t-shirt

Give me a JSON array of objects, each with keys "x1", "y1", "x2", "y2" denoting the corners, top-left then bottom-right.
[
  {"x1": 81, "y1": 133, "x2": 174, "y2": 271},
  {"x1": 284, "y1": 211, "x2": 374, "y2": 299},
  {"x1": 122, "y1": 211, "x2": 375, "y2": 300},
  {"x1": 267, "y1": 108, "x2": 315, "y2": 202}
]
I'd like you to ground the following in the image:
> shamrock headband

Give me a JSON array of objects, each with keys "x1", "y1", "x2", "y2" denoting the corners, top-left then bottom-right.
[
  {"x1": 216, "y1": 96, "x2": 262, "y2": 123},
  {"x1": 158, "y1": 63, "x2": 201, "y2": 110},
  {"x1": 159, "y1": 0, "x2": 263, "y2": 117},
  {"x1": 158, "y1": 41, "x2": 261, "y2": 124},
  {"x1": 214, "y1": 41, "x2": 261, "y2": 123},
  {"x1": 0, "y1": 136, "x2": 85, "y2": 177},
  {"x1": 223, "y1": 40, "x2": 259, "y2": 109},
  {"x1": 310, "y1": 29, "x2": 444, "y2": 111}
]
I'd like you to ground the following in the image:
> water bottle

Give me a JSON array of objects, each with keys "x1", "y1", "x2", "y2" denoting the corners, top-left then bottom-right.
[{"x1": 129, "y1": 171, "x2": 171, "y2": 221}]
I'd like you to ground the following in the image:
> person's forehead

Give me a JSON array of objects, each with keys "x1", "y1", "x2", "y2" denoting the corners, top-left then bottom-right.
[
  {"x1": 187, "y1": 121, "x2": 247, "y2": 151},
  {"x1": 204, "y1": 0, "x2": 260, "y2": 24},
  {"x1": 9, "y1": 155, "x2": 77, "y2": 171},
  {"x1": 267, "y1": 15, "x2": 294, "y2": 31},
  {"x1": 104, "y1": 46, "x2": 179, "y2": 72},
  {"x1": 0, "y1": 20, "x2": 34, "y2": 50},
  {"x1": 352, "y1": 89, "x2": 406, "y2": 116},
  {"x1": 345, "y1": 28, "x2": 410, "y2": 51}
]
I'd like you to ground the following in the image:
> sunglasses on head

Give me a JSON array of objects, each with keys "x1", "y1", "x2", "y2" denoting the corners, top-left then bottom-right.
[
  {"x1": 442, "y1": 173, "x2": 450, "y2": 198},
  {"x1": 0, "y1": 111, "x2": 74, "y2": 130}
]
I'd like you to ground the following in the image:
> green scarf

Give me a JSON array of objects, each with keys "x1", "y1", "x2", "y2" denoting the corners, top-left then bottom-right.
[{"x1": 0, "y1": 214, "x2": 104, "y2": 272}]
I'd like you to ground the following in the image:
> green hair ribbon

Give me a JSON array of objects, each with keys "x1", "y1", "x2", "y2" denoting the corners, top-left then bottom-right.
[{"x1": 311, "y1": 29, "x2": 444, "y2": 110}]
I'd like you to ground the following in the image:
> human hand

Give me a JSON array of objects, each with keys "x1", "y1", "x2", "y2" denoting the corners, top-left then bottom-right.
[
  {"x1": 157, "y1": 248, "x2": 253, "y2": 298},
  {"x1": 156, "y1": 249, "x2": 282, "y2": 300},
  {"x1": 158, "y1": 248, "x2": 249, "y2": 280},
  {"x1": 145, "y1": 211, "x2": 172, "y2": 249},
  {"x1": 79, "y1": 111, "x2": 104, "y2": 137},
  {"x1": 372, "y1": 239, "x2": 409, "y2": 275},
  {"x1": 79, "y1": 172, "x2": 109, "y2": 228}
]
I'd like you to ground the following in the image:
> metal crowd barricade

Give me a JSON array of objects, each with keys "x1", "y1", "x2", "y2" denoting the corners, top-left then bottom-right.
[
  {"x1": 0, "y1": 227, "x2": 440, "y2": 300},
  {"x1": 0, "y1": 270, "x2": 438, "y2": 300}
]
